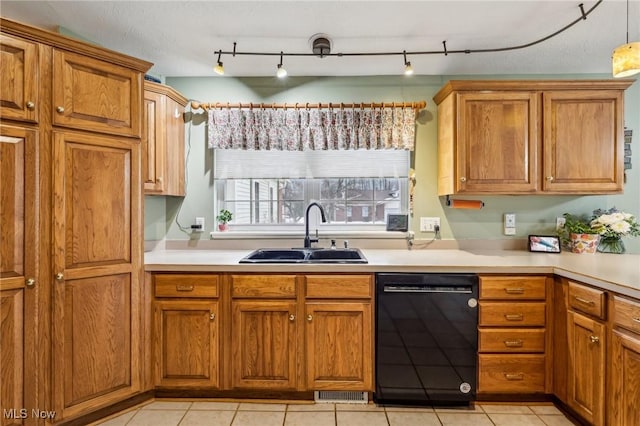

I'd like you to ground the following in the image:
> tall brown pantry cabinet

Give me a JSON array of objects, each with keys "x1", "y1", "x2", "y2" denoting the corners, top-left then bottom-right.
[{"x1": 0, "y1": 18, "x2": 151, "y2": 424}]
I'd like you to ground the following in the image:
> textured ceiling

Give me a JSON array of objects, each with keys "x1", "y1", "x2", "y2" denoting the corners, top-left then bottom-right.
[{"x1": 1, "y1": 1, "x2": 638, "y2": 78}]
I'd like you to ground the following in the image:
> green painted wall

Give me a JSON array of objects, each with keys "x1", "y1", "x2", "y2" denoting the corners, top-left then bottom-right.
[{"x1": 144, "y1": 75, "x2": 640, "y2": 253}]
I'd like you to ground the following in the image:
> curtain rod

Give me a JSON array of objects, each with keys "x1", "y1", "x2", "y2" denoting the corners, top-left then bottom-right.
[{"x1": 190, "y1": 101, "x2": 426, "y2": 111}]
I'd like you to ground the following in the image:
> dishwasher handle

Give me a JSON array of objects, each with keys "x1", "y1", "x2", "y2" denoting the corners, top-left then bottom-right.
[{"x1": 383, "y1": 284, "x2": 473, "y2": 294}]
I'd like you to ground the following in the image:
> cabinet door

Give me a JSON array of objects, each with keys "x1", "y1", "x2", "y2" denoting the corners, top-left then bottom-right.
[
  {"x1": 610, "y1": 330, "x2": 640, "y2": 426},
  {"x1": 154, "y1": 300, "x2": 219, "y2": 388},
  {"x1": 52, "y1": 49, "x2": 142, "y2": 138},
  {"x1": 143, "y1": 90, "x2": 165, "y2": 193},
  {"x1": 305, "y1": 302, "x2": 373, "y2": 390},
  {"x1": 456, "y1": 92, "x2": 538, "y2": 193},
  {"x1": 163, "y1": 95, "x2": 185, "y2": 196},
  {"x1": 51, "y1": 130, "x2": 141, "y2": 419},
  {"x1": 543, "y1": 90, "x2": 624, "y2": 193},
  {"x1": 231, "y1": 300, "x2": 297, "y2": 389},
  {"x1": 0, "y1": 34, "x2": 39, "y2": 123},
  {"x1": 567, "y1": 311, "x2": 606, "y2": 425},
  {"x1": 1, "y1": 125, "x2": 37, "y2": 424}
]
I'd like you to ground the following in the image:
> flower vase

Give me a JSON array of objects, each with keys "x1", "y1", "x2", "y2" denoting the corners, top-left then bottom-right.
[
  {"x1": 570, "y1": 233, "x2": 600, "y2": 254},
  {"x1": 597, "y1": 237, "x2": 625, "y2": 254}
]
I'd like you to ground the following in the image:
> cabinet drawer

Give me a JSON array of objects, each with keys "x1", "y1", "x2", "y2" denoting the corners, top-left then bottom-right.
[
  {"x1": 231, "y1": 275, "x2": 296, "y2": 298},
  {"x1": 155, "y1": 274, "x2": 218, "y2": 298},
  {"x1": 568, "y1": 281, "x2": 606, "y2": 319},
  {"x1": 479, "y1": 328, "x2": 545, "y2": 353},
  {"x1": 613, "y1": 296, "x2": 640, "y2": 334},
  {"x1": 479, "y1": 302, "x2": 546, "y2": 326},
  {"x1": 306, "y1": 275, "x2": 372, "y2": 299},
  {"x1": 478, "y1": 354, "x2": 545, "y2": 393},
  {"x1": 480, "y1": 276, "x2": 546, "y2": 300}
]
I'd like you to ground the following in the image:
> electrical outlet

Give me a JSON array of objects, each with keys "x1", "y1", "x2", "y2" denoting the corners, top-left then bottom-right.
[
  {"x1": 420, "y1": 217, "x2": 440, "y2": 232},
  {"x1": 504, "y1": 213, "x2": 516, "y2": 235},
  {"x1": 193, "y1": 216, "x2": 205, "y2": 232},
  {"x1": 556, "y1": 217, "x2": 566, "y2": 230}
]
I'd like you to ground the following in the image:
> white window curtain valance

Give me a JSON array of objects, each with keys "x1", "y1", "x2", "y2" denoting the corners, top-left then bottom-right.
[{"x1": 207, "y1": 106, "x2": 416, "y2": 151}]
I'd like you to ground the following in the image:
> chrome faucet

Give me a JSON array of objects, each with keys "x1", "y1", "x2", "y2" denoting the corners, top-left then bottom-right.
[{"x1": 304, "y1": 202, "x2": 327, "y2": 248}]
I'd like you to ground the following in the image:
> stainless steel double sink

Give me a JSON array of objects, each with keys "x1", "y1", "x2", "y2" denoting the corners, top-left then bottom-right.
[{"x1": 239, "y1": 248, "x2": 367, "y2": 264}]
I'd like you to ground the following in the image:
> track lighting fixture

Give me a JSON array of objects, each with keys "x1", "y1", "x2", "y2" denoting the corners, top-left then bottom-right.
[
  {"x1": 276, "y1": 52, "x2": 287, "y2": 78},
  {"x1": 612, "y1": 0, "x2": 640, "y2": 77},
  {"x1": 213, "y1": 50, "x2": 224, "y2": 75},
  {"x1": 403, "y1": 51, "x2": 414, "y2": 75},
  {"x1": 213, "y1": 2, "x2": 604, "y2": 77}
]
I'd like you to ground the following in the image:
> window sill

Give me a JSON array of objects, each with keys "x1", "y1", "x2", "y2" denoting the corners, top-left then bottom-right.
[{"x1": 209, "y1": 229, "x2": 410, "y2": 240}]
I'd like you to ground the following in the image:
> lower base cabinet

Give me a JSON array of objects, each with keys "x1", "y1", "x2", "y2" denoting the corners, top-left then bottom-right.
[
  {"x1": 153, "y1": 273, "x2": 374, "y2": 393},
  {"x1": 231, "y1": 299, "x2": 298, "y2": 390},
  {"x1": 154, "y1": 300, "x2": 219, "y2": 388},
  {"x1": 566, "y1": 311, "x2": 606, "y2": 426},
  {"x1": 306, "y1": 302, "x2": 373, "y2": 390}
]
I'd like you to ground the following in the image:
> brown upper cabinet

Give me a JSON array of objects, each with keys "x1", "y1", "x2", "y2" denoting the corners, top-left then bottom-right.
[
  {"x1": 0, "y1": 33, "x2": 39, "y2": 123},
  {"x1": 433, "y1": 80, "x2": 634, "y2": 195},
  {"x1": 143, "y1": 81, "x2": 187, "y2": 196}
]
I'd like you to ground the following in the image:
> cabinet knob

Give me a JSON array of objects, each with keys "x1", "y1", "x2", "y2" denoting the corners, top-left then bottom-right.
[
  {"x1": 546, "y1": 176, "x2": 554, "y2": 181},
  {"x1": 55, "y1": 273, "x2": 64, "y2": 280},
  {"x1": 26, "y1": 278, "x2": 36, "y2": 287},
  {"x1": 26, "y1": 101, "x2": 35, "y2": 109},
  {"x1": 460, "y1": 177, "x2": 467, "y2": 182},
  {"x1": 289, "y1": 314, "x2": 295, "y2": 321},
  {"x1": 307, "y1": 314, "x2": 313, "y2": 322},
  {"x1": 210, "y1": 312, "x2": 216, "y2": 321},
  {"x1": 56, "y1": 106, "x2": 65, "y2": 113},
  {"x1": 157, "y1": 176, "x2": 163, "y2": 183},
  {"x1": 589, "y1": 335, "x2": 600, "y2": 344}
]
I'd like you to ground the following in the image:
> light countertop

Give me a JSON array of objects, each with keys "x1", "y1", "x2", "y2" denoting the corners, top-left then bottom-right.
[{"x1": 145, "y1": 249, "x2": 640, "y2": 299}]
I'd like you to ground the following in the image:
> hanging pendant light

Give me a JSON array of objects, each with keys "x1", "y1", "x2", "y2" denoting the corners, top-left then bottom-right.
[{"x1": 612, "y1": 0, "x2": 640, "y2": 77}]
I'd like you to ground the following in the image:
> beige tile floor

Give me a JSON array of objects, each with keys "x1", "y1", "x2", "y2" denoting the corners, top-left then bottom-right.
[{"x1": 94, "y1": 399, "x2": 578, "y2": 426}]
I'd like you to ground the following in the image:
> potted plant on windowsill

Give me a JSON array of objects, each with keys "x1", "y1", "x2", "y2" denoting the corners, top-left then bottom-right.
[
  {"x1": 216, "y1": 209, "x2": 232, "y2": 231},
  {"x1": 558, "y1": 213, "x2": 600, "y2": 254}
]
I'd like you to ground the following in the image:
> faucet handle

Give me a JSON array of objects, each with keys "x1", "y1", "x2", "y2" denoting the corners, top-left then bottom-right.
[
  {"x1": 343, "y1": 240, "x2": 349, "y2": 249},
  {"x1": 330, "y1": 239, "x2": 336, "y2": 249}
]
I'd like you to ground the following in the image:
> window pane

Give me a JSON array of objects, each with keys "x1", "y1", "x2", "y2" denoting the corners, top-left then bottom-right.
[
  {"x1": 346, "y1": 178, "x2": 373, "y2": 199},
  {"x1": 320, "y1": 179, "x2": 346, "y2": 200},
  {"x1": 280, "y1": 179, "x2": 304, "y2": 200}
]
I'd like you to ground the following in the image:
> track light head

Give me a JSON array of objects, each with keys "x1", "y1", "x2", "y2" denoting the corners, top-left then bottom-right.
[
  {"x1": 214, "y1": 51, "x2": 224, "y2": 75},
  {"x1": 404, "y1": 62, "x2": 414, "y2": 75},
  {"x1": 403, "y1": 51, "x2": 414, "y2": 75},
  {"x1": 276, "y1": 51, "x2": 287, "y2": 78}
]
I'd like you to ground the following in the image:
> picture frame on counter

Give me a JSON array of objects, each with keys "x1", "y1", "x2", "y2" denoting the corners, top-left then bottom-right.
[{"x1": 528, "y1": 235, "x2": 561, "y2": 253}]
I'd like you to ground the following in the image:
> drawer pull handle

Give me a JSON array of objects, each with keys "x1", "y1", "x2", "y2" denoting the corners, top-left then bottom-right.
[
  {"x1": 176, "y1": 284, "x2": 194, "y2": 292},
  {"x1": 504, "y1": 339, "x2": 524, "y2": 348},
  {"x1": 632, "y1": 317, "x2": 640, "y2": 324},
  {"x1": 574, "y1": 296, "x2": 595, "y2": 306},
  {"x1": 504, "y1": 314, "x2": 524, "y2": 321},
  {"x1": 504, "y1": 288, "x2": 525, "y2": 294},
  {"x1": 504, "y1": 373, "x2": 524, "y2": 381},
  {"x1": 590, "y1": 335, "x2": 599, "y2": 344}
]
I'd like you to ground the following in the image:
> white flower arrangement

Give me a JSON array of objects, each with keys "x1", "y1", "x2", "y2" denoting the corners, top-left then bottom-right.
[{"x1": 590, "y1": 208, "x2": 640, "y2": 239}]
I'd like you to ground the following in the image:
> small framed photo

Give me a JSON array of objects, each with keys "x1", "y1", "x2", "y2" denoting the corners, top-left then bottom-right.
[{"x1": 528, "y1": 235, "x2": 561, "y2": 253}]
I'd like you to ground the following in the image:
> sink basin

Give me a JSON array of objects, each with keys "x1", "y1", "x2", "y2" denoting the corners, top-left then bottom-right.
[
  {"x1": 239, "y1": 248, "x2": 367, "y2": 264},
  {"x1": 306, "y1": 248, "x2": 366, "y2": 261}
]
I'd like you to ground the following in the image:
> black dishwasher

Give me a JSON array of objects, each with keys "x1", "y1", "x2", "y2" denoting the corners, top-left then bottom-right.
[{"x1": 375, "y1": 273, "x2": 478, "y2": 406}]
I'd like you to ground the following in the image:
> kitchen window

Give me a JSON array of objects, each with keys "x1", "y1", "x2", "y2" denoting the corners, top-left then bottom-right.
[{"x1": 214, "y1": 149, "x2": 409, "y2": 232}]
